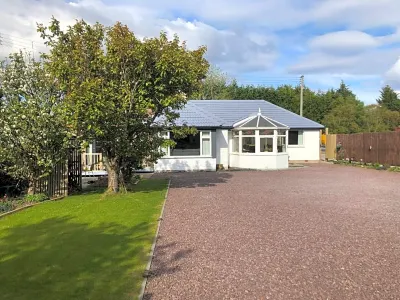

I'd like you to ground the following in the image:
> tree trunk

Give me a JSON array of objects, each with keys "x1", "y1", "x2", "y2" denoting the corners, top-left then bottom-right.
[
  {"x1": 103, "y1": 156, "x2": 121, "y2": 193},
  {"x1": 107, "y1": 167, "x2": 119, "y2": 193},
  {"x1": 27, "y1": 178, "x2": 36, "y2": 195}
]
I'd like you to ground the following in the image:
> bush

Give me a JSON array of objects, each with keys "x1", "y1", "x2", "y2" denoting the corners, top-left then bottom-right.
[
  {"x1": 0, "y1": 201, "x2": 16, "y2": 213},
  {"x1": 24, "y1": 193, "x2": 49, "y2": 203}
]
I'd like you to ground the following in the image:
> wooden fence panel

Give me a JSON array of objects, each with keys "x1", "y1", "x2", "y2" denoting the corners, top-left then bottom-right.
[
  {"x1": 35, "y1": 147, "x2": 82, "y2": 198},
  {"x1": 325, "y1": 134, "x2": 337, "y2": 160},
  {"x1": 362, "y1": 133, "x2": 378, "y2": 163},
  {"x1": 334, "y1": 132, "x2": 400, "y2": 166}
]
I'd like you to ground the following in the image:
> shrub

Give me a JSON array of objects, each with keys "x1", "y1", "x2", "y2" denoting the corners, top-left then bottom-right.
[
  {"x1": 24, "y1": 193, "x2": 49, "y2": 203},
  {"x1": 0, "y1": 201, "x2": 16, "y2": 213},
  {"x1": 389, "y1": 166, "x2": 400, "y2": 172}
]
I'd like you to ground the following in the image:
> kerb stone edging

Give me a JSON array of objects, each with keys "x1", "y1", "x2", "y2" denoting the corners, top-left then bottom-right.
[{"x1": 138, "y1": 179, "x2": 171, "y2": 300}]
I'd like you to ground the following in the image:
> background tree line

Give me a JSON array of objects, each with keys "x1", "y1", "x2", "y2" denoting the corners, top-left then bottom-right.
[{"x1": 192, "y1": 67, "x2": 400, "y2": 134}]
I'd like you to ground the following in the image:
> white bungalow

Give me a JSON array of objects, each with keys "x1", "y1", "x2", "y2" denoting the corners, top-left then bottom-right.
[{"x1": 154, "y1": 100, "x2": 324, "y2": 172}]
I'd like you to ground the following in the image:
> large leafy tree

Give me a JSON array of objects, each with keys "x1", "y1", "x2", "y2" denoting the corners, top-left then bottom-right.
[
  {"x1": 192, "y1": 66, "x2": 232, "y2": 99},
  {"x1": 38, "y1": 18, "x2": 209, "y2": 192},
  {"x1": 364, "y1": 105, "x2": 400, "y2": 132},
  {"x1": 0, "y1": 52, "x2": 69, "y2": 194},
  {"x1": 377, "y1": 85, "x2": 400, "y2": 111},
  {"x1": 323, "y1": 97, "x2": 366, "y2": 134}
]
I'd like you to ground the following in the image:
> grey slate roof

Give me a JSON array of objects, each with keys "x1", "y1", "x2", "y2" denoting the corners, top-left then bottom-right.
[{"x1": 175, "y1": 100, "x2": 324, "y2": 129}]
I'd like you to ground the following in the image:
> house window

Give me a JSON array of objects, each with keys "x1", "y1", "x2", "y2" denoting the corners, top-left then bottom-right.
[
  {"x1": 170, "y1": 133, "x2": 200, "y2": 156},
  {"x1": 289, "y1": 130, "x2": 304, "y2": 146},
  {"x1": 169, "y1": 131, "x2": 211, "y2": 157},
  {"x1": 201, "y1": 131, "x2": 211, "y2": 156},
  {"x1": 161, "y1": 132, "x2": 169, "y2": 155}
]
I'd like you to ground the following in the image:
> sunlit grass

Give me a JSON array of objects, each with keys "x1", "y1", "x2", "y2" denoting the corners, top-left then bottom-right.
[{"x1": 0, "y1": 179, "x2": 168, "y2": 300}]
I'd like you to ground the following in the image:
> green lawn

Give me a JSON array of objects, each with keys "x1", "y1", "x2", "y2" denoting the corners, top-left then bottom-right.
[{"x1": 0, "y1": 179, "x2": 168, "y2": 300}]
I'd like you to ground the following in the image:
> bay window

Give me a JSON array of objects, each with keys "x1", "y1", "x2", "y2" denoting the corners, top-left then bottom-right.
[{"x1": 231, "y1": 129, "x2": 288, "y2": 154}]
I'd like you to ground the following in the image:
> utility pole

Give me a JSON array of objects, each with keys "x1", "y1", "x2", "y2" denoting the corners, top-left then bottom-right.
[{"x1": 300, "y1": 75, "x2": 304, "y2": 116}]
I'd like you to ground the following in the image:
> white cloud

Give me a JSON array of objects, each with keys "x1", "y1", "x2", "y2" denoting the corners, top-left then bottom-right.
[
  {"x1": 135, "y1": 0, "x2": 400, "y2": 31},
  {"x1": 311, "y1": 0, "x2": 400, "y2": 30},
  {"x1": 289, "y1": 48, "x2": 400, "y2": 75},
  {"x1": 1, "y1": 0, "x2": 400, "y2": 104},
  {"x1": 309, "y1": 31, "x2": 380, "y2": 55},
  {"x1": 384, "y1": 57, "x2": 400, "y2": 89},
  {"x1": 0, "y1": 0, "x2": 277, "y2": 72}
]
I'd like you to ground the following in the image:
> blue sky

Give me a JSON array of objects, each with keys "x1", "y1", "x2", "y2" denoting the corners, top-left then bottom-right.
[{"x1": 1, "y1": 0, "x2": 400, "y2": 104}]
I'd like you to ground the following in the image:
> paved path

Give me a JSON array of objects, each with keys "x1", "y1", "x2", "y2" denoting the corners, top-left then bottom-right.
[{"x1": 145, "y1": 165, "x2": 400, "y2": 299}]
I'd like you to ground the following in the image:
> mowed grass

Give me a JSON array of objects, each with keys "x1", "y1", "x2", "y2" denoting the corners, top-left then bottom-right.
[{"x1": 0, "y1": 179, "x2": 168, "y2": 300}]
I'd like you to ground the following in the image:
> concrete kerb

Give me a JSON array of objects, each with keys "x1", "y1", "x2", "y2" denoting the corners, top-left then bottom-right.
[{"x1": 138, "y1": 178, "x2": 171, "y2": 300}]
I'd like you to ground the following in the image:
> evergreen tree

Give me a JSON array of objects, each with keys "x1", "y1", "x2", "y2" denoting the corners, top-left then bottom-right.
[
  {"x1": 336, "y1": 80, "x2": 356, "y2": 99},
  {"x1": 377, "y1": 85, "x2": 400, "y2": 111}
]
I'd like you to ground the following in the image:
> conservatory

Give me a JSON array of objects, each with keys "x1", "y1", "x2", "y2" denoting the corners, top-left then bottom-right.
[{"x1": 229, "y1": 109, "x2": 290, "y2": 170}]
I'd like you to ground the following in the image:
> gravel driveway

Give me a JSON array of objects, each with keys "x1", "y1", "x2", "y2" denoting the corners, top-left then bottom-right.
[{"x1": 144, "y1": 164, "x2": 400, "y2": 299}]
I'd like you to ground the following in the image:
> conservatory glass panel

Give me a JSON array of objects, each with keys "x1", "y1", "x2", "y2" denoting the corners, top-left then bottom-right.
[
  {"x1": 242, "y1": 130, "x2": 256, "y2": 136},
  {"x1": 232, "y1": 137, "x2": 239, "y2": 152},
  {"x1": 258, "y1": 117, "x2": 275, "y2": 128},
  {"x1": 277, "y1": 130, "x2": 286, "y2": 136},
  {"x1": 242, "y1": 137, "x2": 256, "y2": 153},
  {"x1": 241, "y1": 118, "x2": 258, "y2": 128},
  {"x1": 260, "y1": 138, "x2": 273, "y2": 153},
  {"x1": 259, "y1": 129, "x2": 274, "y2": 136},
  {"x1": 278, "y1": 136, "x2": 286, "y2": 153}
]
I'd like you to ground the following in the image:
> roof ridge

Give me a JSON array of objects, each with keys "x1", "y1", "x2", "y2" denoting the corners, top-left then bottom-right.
[{"x1": 262, "y1": 100, "x2": 322, "y2": 126}]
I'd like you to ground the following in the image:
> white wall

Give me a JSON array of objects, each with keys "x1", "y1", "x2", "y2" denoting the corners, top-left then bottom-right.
[
  {"x1": 229, "y1": 153, "x2": 289, "y2": 170},
  {"x1": 216, "y1": 129, "x2": 229, "y2": 168},
  {"x1": 154, "y1": 157, "x2": 216, "y2": 172},
  {"x1": 287, "y1": 129, "x2": 320, "y2": 161}
]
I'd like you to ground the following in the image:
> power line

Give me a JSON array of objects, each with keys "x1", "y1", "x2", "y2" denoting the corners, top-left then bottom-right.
[
  {"x1": 0, "y1": 34, "x2": 47, "y2": 51},
  {"x1": 0, "y1": 32, "x2": 42, "y2": 44}
]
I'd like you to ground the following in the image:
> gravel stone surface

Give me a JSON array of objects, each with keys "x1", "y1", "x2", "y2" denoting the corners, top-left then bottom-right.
[{"x1": 144, "y1": 164, "x2": 400, "y2": 300}]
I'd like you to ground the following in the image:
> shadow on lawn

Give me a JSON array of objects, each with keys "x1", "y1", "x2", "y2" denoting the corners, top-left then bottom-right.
[
  {"x1": 0, "y1": 217, "x2": 152, "y2": 300},
  {"x1": 152, "y1": 172, "x2": 233, "y2": 189}
]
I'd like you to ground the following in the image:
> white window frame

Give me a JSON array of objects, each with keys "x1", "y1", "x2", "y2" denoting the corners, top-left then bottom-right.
[
  {"x1": 259, "y1": 131, "x2": 274, "y2": 153},
  {"x1": 241, "y1": 129, "x2": 256, "y2": 154},
  {"x1": 200, "y1": 131, "x2": 212, "y2": 156},
  {"x1": 276, "y1": 131, "x2": 287, "y2": 153},
  {"x1": 163, "y1": 130, "x2": 212, "y2": 158},
  {"x1": 232, "y1": 130, "x2": 240, "y2": 153},
  {"x1": 288, "y1": 130, "x2": 305, "y2": 148},
  {"x1": 161, "y1": 131, "x2": 170, "y2": 156}
]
